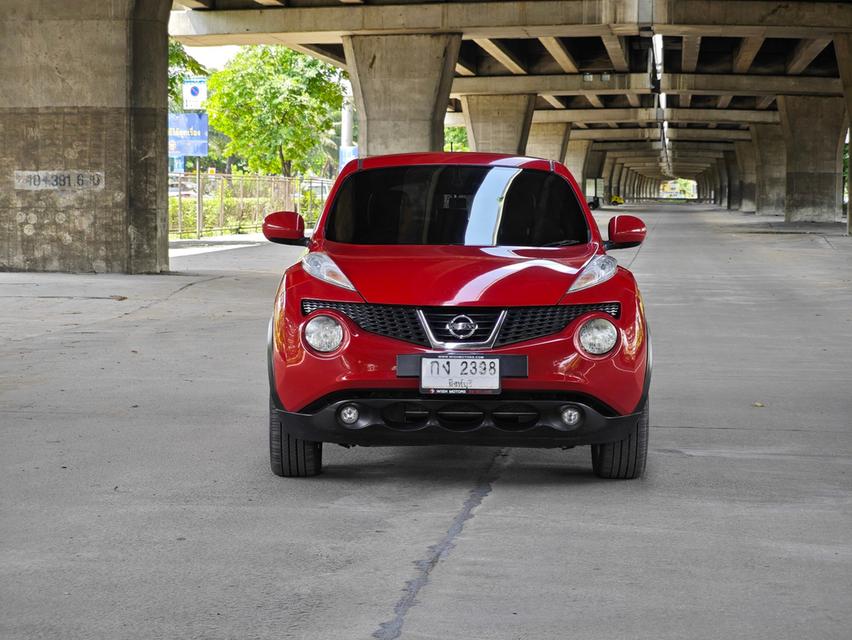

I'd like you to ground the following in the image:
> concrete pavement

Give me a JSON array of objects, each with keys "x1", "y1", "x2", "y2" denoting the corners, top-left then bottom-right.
[{"x1": 1, "y1": 204, "x2": 851, "y2": 639}]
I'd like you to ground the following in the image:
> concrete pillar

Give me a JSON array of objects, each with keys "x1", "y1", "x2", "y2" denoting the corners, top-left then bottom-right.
[
  {"x1": 344, "y1": 34, "x2": 460, "y2": 156},
  {"x1": 618, "y1": 164, "x2": 630, "y2": 198},
  {"x1": 586, "y1": 151, "x2": 605, "y2": 182},
  {"x1": 835, "y1": 34, "x2": 852, "y2": 235},
  {"x1": 735, "y1": 141, "x2": 758, "y2": 213},
  {"x1": 525, "y1": 123, "x2": 570, "y2": 162},
  {"x1": 629, "y1": 172, "x2": 639, "y2": 201},
  {"x1": 624, "y1": 171, "x2": 634, "y2": 201},
  {"x1": 0, "y1": 0, "x2": 170, "y2": 273},
  {"x1": 725, "y1": 150, "x2": 742, "y2": 210},
  {"x1": 611, "y1": 161, "x2": 625, "y2": 198},
  {"x1": 751, "y1": 124, "x2": 786, "y2": 215},
  {"x1": 777, "y1": 96, "x2": 848, "y2": 222},
  {"x1": 563, "y1": 139, "x2": 593, "y2": 195},
  {"x1": 716, "y1": 158, "x2": 729, "y2": 209},
  {"x1": 602, "y1": 154, "x2": 616, "y2": 201},
  {"x1": 461, "y1": 94, "x2": 536, "y2": 154}
]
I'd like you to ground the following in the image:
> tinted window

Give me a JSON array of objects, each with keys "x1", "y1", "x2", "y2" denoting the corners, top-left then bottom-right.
[{"x1": 325, "y1": 165, "x2": 588, "y2": 246}]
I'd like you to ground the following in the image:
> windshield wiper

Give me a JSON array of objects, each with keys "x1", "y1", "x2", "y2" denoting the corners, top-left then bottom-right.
[{"x1": 542, "y1": 240, "x2": 581, "y2": 247}]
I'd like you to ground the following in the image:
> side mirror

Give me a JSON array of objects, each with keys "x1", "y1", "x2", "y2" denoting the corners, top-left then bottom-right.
[
  {"x1": 605, "y1": 214, "x2": 646, "y2": 250},
  {"x1": 262, "y1": 211, "x2": 307, "y2": 246}
]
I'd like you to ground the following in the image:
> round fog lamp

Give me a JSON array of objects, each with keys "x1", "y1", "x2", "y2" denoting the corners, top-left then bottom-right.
[
  {"x1": 561, "y1": 406, "x2": 581, "y2": 427},
  {"x1": 304, "y1": 315, "x2": 343, "y2": 352},
  {"x1": 339, "y1": 404, "x2": 360, "y2": 425},
  {"x1": 578, "y1": 318, "x2": 618, "y2": 355}
]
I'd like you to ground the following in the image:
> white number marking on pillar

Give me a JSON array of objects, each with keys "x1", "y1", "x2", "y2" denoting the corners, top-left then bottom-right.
[{"x1": 13, "y1": 171, "x2": 105, "y2": 191}]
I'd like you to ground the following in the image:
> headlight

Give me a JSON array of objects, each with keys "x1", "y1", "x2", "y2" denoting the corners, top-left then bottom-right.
[
  {"x1": 569, "y1": 255, "x2": 617, "y2": 292},
  {"x1": 304, "y1": 315, "x2": 344, "y2": 352},
  {"x1": 578, "y1": 317, "x2": 618, "y2": 355},
  {"x1": 302, "y1": 252, "x2": 356, "y2": 291}
]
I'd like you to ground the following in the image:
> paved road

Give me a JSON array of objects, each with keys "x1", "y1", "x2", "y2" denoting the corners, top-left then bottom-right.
[{"x1": 2, "y1": 204, "x2": 851, "y2": 639}]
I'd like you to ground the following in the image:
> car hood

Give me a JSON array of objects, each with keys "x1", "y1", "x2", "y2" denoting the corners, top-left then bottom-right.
[{"x1": 324, "y1": 243, "x2": 600, "y2": 306}]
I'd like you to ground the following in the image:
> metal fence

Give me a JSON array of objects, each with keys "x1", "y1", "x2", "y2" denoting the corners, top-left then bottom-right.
[{"x1": 168, "y1": 172, "x2": 333, "y2": 239}]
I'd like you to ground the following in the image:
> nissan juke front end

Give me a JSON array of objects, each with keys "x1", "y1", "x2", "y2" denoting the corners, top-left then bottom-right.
[{"x1": 264, "y1": 152, "x2": 651, "y2": 479}]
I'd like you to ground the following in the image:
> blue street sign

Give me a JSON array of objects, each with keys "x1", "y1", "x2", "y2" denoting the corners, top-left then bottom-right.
[{"x1": 168, "y1": 113, "x2": 209, "y2": 157}]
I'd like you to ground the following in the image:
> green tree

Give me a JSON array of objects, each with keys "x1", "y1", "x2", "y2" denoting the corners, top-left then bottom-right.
[
  {"x1": 168, "y1": 39, "x2": 207, "y2": 112},
  {"x1": 444, "y1": 127, "x2": 469, "y2": 152},
  {"x1": 206, "y1": 46, "x2": 344, "y2": 175}
]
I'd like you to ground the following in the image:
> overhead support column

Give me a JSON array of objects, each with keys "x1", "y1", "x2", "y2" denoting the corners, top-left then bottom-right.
[
  {"x1": 735, "y1": 142, "x2": 758, "y2": 213},
  {"x1": 837, "y1": 34, "x2": 852, "y2": 235},
  {"x1": 778, "y1": 96, "x2": 848, "y2": 223},
  {"x1": 0, "y1": 1, "x2": 171, "y2": 273},
  {"x1": 563, "y1": 140, "x2": 593, "y2": 196},
  {"x1": 584, "y1": 150, "x2": 605, "y2": 199},
  {"x1": 750, "y1": 125, "x2": 787, "y2": 216},
  {"x1": 618, "y1": 163, "x2": 629, "y2": 199},
  {"x1": 624, "y1": 171, "x2": 634, "y2": 202},
  {"x1": 708, "y1": 164, "x2": 721, "y2": 206},
  {"x1": 716, "y1": 158, "x2": 730, "y2": 209},
  {"x1": 725, "y1": 151, "x2": 742, "y2": 211},
  {"x1": 343, "y1": 34, "x2": 461, "y2": 156},
  {"x1": 460, "y1": 94, "x2": 536, "y2": 155},
  {"x1": 629, "y1": 172, "x2": 640, "y2": 202},
  {"x1": 626, "y1": 171, "x2": 637, "y2": 202},
  {"x1": 611, "y1": 161, "x2": 625, "y2": 198},
  {"x1": 525, "y1": 123, "x2": 570, "y2": 162},
  {"x1": 601, "y1": 154, "x2": 616, "y2": 202}
]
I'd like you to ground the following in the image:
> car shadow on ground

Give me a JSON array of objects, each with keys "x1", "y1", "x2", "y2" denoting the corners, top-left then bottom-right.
[{"x1": 297, "y1": 445, "x2": 610, "y2": 487}]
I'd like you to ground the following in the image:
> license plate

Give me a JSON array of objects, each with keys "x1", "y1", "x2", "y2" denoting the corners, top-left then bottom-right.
[{"x1": 420, "y1": 355, "x2": 500, "y2": 394}]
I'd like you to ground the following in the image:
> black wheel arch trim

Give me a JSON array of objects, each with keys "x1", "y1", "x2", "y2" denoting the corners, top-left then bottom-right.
[
  {"x1": 268, "y1": 317, "x2": 286, "y2": 411},
  {"x1": 635, "y1": 321, "x2": 652, "y2": 413}
]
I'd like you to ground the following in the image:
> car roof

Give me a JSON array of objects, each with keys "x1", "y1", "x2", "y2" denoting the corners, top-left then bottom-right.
[{"x1": 351, "y1": 152, "x2": 555, "y2": 172}]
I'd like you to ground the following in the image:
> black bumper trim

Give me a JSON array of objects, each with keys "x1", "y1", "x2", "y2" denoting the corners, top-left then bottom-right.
[{"x1": 272, "y1": 397, "x2": 643, "y2": 448}]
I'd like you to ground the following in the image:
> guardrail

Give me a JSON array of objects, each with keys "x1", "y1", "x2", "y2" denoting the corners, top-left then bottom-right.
[{"x1": 168, "y1": 172, "x2": 333, "y2": 239}]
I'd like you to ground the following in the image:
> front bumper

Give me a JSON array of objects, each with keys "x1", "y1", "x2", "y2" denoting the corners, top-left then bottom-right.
[{"x1": 271, "y1": 392, "x2": 644, "y2": 448}]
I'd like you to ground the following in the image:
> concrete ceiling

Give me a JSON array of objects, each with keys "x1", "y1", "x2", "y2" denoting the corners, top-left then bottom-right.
[{"x1": 170, "y1": 0, "x2": 852, "y2": 178}]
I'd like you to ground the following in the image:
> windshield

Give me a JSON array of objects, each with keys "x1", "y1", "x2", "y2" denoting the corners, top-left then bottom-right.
[{"x1": 325, "y1": 165, "x2": 589, "y2": 246}]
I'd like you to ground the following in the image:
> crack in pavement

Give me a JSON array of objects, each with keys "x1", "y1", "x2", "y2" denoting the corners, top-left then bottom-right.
[{"x1": 372, "y1": 448, "x2": 512, "y2": 640}]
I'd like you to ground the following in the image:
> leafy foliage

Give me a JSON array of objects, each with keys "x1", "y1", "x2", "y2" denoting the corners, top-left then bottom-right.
[
  {"x1": 444, "y1": 127, "x2": 470, "y2": 152},
  {"x1": 206, "y1": 46, "x2": 344, "y2": 175},
  {"x1": 168, "y1": 39, "x2": 208, "y2": 112}
]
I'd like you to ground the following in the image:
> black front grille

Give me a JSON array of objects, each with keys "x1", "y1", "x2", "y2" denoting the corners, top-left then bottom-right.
[
  {"x1": 302, "y1": 300, "x2": 429, "y2": 346},
  {"x1": 420, "y1": 308, "x2": 502, "y2": 343},
  {"x1": 495, "y1": 303, "x2": 620, "y2": 346},
  {"x1": 302, "y1": 300, "x2": 620, "y2": 348}
]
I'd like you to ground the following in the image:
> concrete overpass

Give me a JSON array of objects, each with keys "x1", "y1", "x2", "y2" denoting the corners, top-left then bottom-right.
[{"x1": 1, "y1": 1, "x2": 851, "y2": 272}]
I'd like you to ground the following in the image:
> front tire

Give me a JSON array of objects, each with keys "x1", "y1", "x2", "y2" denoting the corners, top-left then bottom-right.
[
  {"x1": 591, "y1": 400, "x2": 649, "y2": 479},
  {"x1": 270, "y1": 399, "x2": 323, "y2": 477}
]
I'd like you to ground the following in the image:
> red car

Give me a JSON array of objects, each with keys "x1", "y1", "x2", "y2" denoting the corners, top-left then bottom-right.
[{"x1": 264, "y1": 152, "x2": 650, "y2": 479}]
